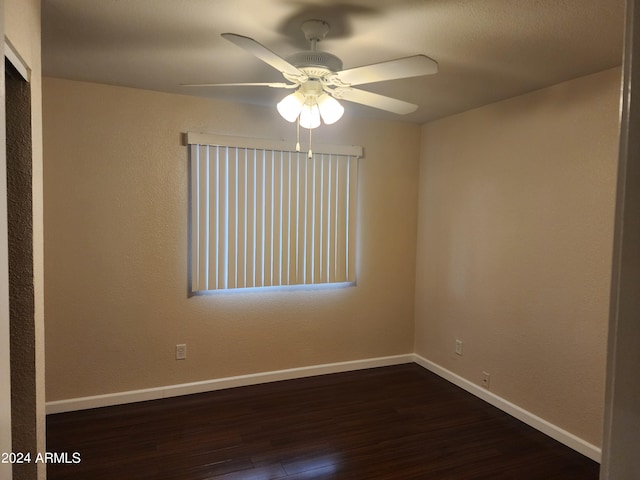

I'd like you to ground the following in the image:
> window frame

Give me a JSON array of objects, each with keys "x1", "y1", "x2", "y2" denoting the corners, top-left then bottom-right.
[{"x1": 186, "y1": 132, "x2": 363, "y2": 293}]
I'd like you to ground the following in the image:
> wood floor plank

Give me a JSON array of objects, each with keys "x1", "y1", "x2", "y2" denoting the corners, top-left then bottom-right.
[{"x1": 46, "y1": 364, "x2": 599, "y2": 479}]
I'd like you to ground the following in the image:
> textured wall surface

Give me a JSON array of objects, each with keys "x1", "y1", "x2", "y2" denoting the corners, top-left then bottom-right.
[
  {"x1": 5, "y1": 0, "x2": 45, "y2": 478},
  {"x1": 43, "y1": 78, "x2": 421, "y2": 401},
  {"x1": 415, "y1": 68, "x2": 621, "y2": 446},
  {"x1": 7, "y1": 60, "x2": 36, "y2": 480}
]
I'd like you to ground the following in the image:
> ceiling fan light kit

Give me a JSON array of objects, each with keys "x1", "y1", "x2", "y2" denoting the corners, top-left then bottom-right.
[
  {"x1": 299, "y1": 102, "x2": 321, "y2": 130},
  {"x1": 317, "y1": 93, "x2": 344, "y2": 124},
  {"x1": 276, "y1": 90, "x2": 305, "y2": 122},
  {"x1": 183, "y1": 19, "x2": 437, "y2": 151},
  {"x1": 277, "y1": 77, "x2": 345, "y2": 128}
]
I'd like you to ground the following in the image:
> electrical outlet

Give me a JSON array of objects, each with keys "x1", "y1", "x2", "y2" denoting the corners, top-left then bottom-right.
[
  {"x1": 481, "y1": 371, "x2": 490, "y2": 389},
  {"x1": 455, "y1": 339, "x2": 463, "y2": 356},
  {"x1": 176, "y1": 344, "x2": 187, "y2": 360}
]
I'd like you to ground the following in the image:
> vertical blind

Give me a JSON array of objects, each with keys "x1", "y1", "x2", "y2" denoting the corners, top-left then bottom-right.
[{"x1": 188, "y1": 134, "x2": 360, "y2": 292}]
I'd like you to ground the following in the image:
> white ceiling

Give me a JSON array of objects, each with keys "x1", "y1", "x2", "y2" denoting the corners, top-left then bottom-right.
[{"x1": 42, "y1": 0, "x2": 625, "y2": 124}]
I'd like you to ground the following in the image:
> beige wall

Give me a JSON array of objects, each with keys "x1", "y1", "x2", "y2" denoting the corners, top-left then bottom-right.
[
  {"x1": 44, "y1": 67, "x2": 621, "y2": 451},
  {"x1": 5, "y1": 0, "x2": 45, "y2": 478},
  {"x1": 43, "y1": 78, "x2": 421, "y2": 401},
  {"x1": 415, "y1": 67, "x2": 621, "y2": 446}
]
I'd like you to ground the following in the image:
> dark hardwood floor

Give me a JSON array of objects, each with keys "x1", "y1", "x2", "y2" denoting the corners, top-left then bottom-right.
[{"x1": 46, "y1": 364, "x2": 599, "y2": 479}]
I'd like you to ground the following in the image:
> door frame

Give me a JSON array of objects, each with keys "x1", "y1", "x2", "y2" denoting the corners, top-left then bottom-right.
[
  {"x1": 600, "y1": 0, "x2": 640, "y2": 478},
  {"x1": 0, "y1": 0, "x2": 14, "y2": 477}
]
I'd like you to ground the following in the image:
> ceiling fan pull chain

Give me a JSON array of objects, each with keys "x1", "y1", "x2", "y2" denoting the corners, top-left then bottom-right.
[
  {"x1": 296, "y1": 116, "x2": 301, "y2": 152},
  {"x1": 308, "y1": 126, "x2": 313, "y2": 159}
]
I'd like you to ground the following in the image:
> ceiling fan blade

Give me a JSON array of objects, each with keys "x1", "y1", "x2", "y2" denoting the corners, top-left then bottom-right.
[
  {"x1": 221, "y1": 33, "x2": 304, "y2": 78},
  {"x1": 181, "y1": 82, "x2": 293, "y2": 88},
  {"x1": 335, "y1": 55, "x2": 438, "y2": 86},
  {"x1": 333, "y1": 87, "x2": 418, "y2": 115}
]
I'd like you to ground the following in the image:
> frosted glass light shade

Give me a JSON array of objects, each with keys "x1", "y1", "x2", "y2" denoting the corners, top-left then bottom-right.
[
  {"x1": 277, "y1": 91, "x2": 305, "y2": 122},
  {"x1": 317, "y1": 94, "x2": 344, "y2": 125},
  {"x1": 299, "y1": 103, "x2": 321, "y2": 129}
]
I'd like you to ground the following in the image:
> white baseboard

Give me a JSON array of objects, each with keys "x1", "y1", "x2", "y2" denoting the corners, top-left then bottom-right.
[
  {"x1": 45, "y1": 352, "x2": 601, "y2": 463},
  {"x1": 45, "y1": 354, "x2": 414, "y2": 415},
  {"x1": 412, "y1": 354, "x2": 602, "y2": 463}
]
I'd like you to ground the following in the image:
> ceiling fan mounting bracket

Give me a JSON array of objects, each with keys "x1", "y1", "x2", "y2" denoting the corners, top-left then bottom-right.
[
  {"x1": 301, "y1": 20, "x2": 330, "y2": 43},
  {"x1": 284, "y1": 20, "x2": 342, "y2": 77}
]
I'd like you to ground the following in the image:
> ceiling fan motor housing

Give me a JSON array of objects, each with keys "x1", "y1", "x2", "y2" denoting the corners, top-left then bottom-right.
[{"x1": 286, "y1": 51, "x2": 343, "y2": 76}]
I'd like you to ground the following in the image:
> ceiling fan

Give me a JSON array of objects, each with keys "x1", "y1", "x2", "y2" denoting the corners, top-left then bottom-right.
[{"x1": 183, "y1": 20, "x2": 438, "y2": 130}]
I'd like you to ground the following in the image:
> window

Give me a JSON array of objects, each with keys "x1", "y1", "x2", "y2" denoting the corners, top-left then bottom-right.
[{"x1": 187, "y1": 133, "x2": 361, "y2": 292}]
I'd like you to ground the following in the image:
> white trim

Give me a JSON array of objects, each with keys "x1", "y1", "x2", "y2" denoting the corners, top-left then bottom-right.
[
  {"x1": 45, "y1": 354, "x2": 413, "y2": 414},
  {"x1": 412, "y1": 354, "x2": 602, "y2": 463},
  {"x1": 4, "y1": 37, "x2": 29, "y2": 82},
  {"x1": 185, "y1": 132, "x2": 363, "y2": 158},
  {"x1": 0, "y1": 6, "x2": 11, "y2": 477},
  {"x1": 44, "y1": 353, "x2": 602, "y2": 463}
]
